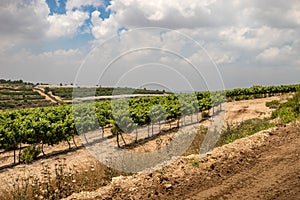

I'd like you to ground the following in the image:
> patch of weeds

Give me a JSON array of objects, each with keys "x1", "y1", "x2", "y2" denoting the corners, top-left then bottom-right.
[
  {"x1": 266, "y1": 100, "x2": 280, "y2": 109},
  {"x1": 157, "y1": 169, "x2": 166, "y2": 175},
  {"x1": 183, "y1": 126, "x2": 207, "y2": 156},
  {"x1": 19, "y1": 145, "x2": 41, "y2": 164},
  {"x1": 271, "y1": 91, "x2": 300, "y2": 123},
  {"x1": 0, "y1": 158, "x2": 124, "y2": 200},
  {"x1": 218, "y1": 118, "x2": 274, "y2": 146},
  {"x1": 191, "y1": 160, "x2": 199, "y2": 168},
  {"x1": 202, "y1": 112, "x2": 210, "y2": 119}
]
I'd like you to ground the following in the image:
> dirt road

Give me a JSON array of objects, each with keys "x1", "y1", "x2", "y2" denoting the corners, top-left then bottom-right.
[
  {"x1": 66, "y1": 122, "x2": 300, "y2": 200},
  {"x1": 33, "y1": 86, "x2": 58, "y2": 103}
]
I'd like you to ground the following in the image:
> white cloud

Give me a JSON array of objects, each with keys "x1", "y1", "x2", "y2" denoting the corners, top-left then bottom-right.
[
  {"x1": 256, "y1": 43, "x2": 299, "y2": 66},
  {"x1": 219, "y1": 26, "x2": 295, "y2": 50},
  {"x1": 245, "y1": 0, "x2": 300, "y2": 28},
  {"x1": 213, "y1": 53, "x2": 236, "y2": 65},
  {"x1": 47, "y1": 10, "x2": 89, "y2": 38},
  {"x1": 1, "y1": 0, "x2": 300, "y2": 88},
  {"x1": 256, "y1": 47, "x2": 281, "y2": 63},
  {"x1": 0, "y1": 0, "x2": 91, "y2": 49},
  {"x1": 55, "y1": 0, "x2": 60, "y2": 8},
  {"x1": 0, "y1": 48, "x2": 84, "y2": 84},
  {"x1": 107, "y1": 0, "x2": 237, "y2": 29},
  {"x1": 90, "y1": 10, "x2": 119, "y2": 39},
  {"x1": 32, "y1": 49, "x2": 82, "y2": 61},
  {"x1": 88, "y1": 0, "x2": 300, "y2": 67},
  {"x1": 0, "y1": 0, "x2": 50, "y2": 49},
  {"x1": 75, "y1": 0, "x2": 300, "y2": 89}
]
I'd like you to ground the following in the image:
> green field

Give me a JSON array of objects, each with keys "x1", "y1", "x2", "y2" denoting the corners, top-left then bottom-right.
[{"x1": 46, "y1": 86, "x2": 168, "y2": 100}]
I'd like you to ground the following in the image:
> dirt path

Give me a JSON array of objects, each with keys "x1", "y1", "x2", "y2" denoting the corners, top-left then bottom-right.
[
  {"x1": 65, "y1": 122, "x2": 300, "y2": 200},
  {"x1": 33, "y1": 86, "x2": 58, "y2": 103},
  {"x1": 48, "y1": 91, "x2": 64, "y2": 102},
  {"x1": 224, "y1": 94, "x2": 292, "y2": 124},
  {"x1": 34, "y1": 85, "x2": 69, "y2": 103}
]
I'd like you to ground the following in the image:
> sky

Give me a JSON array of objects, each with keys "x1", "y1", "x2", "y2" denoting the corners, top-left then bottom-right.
[{"x1": 0, "y1": 0, "x2": 300, "y2": 91}]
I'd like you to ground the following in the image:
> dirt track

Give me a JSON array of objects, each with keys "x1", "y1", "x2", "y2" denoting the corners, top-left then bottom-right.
[
  {"x1": 33, "y1": 86, "x2": 58, "y2": 103},
  {"x1": 66, "y1": 122, "x2": 300, "y2": 200}
]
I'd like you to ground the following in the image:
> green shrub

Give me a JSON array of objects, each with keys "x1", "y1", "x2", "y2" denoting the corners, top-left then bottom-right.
[
  {"x1": 19, "y1": 145, "x2": 41, "y2": 164},
  {"x1": 202, "y1": 111, "x2": 209, "y2": 119},
  {"x1": 266, "y1": 100, "x2": 280, "y2": 108},
  {"x1": 218, "y1": 118, "x2": 274, "y2": 145},
  {"x1": 272, "y1": 106, "x2": 297, "y2": 123},
  {"x1": 271, "y1": 91, "x2": 300, "y2": 123},
  {"x1": 191, "y1": 160, "x2": 199, "y2": 167}
]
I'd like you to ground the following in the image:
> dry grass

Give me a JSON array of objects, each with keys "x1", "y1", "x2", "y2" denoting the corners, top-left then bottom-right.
[
  {"x1": 182, "y1": 126, "x2": 207, "y2": 156},
  {"x1": 0, "y1": 158, "x2": 125, "y2": 200}
]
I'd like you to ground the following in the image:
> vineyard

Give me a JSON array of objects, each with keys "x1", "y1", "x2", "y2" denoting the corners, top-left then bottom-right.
[
  {"x1": 0, "y1": 83, "x2": 52, "y2": 110},
  {"x1": 44, "y1": 86, "x2": 167, "y2": 100},
  {"x1": 0, "y1": 84, "x2": 299, "y2": 165},
  {"x1": 0, "y1": 80, "x2": 169, "y2": 111}
]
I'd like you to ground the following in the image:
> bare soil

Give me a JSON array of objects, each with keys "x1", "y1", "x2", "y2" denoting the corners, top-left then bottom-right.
[
  {"x1": 66, "y1": 122, "x2": 300, "y2": 200},
  {"x1": 224, "y1": 94, "x2": 292, "y2": 124},
  {"x1": 33, "y1": 86, "x2": 57, "y2": 103},
  {"x1": 34, "y1": 85, "x2": 73, "y2": 103}
]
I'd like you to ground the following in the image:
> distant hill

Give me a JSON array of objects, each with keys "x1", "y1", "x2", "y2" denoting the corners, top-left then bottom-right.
[
  {"x1": 43, "y1": 86, "x2": 168, "y2": 100},
  {"x1": 0, "y1": 83, "x2": 52, "y2": 110},
  {"x1": 0, "y1": 79, "x2": 169, "y2": 110},
  {"x1": 0, "y1": 79, "x2": 34, "y2": 85}
]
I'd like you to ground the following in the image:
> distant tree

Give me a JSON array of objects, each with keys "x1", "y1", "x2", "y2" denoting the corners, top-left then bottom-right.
[{"x1": 44, "y1": 87, "x2": 50, "y2": 94}]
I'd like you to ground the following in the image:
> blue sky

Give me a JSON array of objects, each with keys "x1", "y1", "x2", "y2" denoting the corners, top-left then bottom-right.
[
  {"x1": 0, "y1": 0, "x2": 299, "y2": 90},
  {"x1": 46, "y1": 0, "x2": 67, "y2": 15},
  {"x1": 46, "y1": 0, "x2": 111, "y2": 17}
]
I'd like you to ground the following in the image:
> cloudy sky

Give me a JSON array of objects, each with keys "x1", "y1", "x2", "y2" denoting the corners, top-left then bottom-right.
[{"x1": 0, "y1": 0, "x2": 299, "y2": 91}]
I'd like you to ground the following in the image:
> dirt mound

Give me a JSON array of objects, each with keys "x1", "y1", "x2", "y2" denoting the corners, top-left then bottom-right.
[{"x1": 65, "y1": 122, "x2": 300, "y2": 200}]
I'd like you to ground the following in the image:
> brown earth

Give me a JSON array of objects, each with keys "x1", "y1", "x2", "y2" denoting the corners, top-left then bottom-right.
[
  {"x1": 34, "y1": 85, "x2": 67, "y2": 103},
  {"x1": 48, "y1": 91, "x2": 65, "y2": 102},
  {"x1": 33, "y1": 86, "x2": 57, "y2": 103},
  {"x1": 66, "y1": 122, "x2": 300, "y2": 200},
  {"x1": 224, "y1": 94, "x2": 292, "y2": 124}
]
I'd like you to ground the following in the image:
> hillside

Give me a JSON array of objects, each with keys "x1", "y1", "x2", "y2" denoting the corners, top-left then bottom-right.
[
  {"x1": 0, "y1": 83, "x2": 53, "y2": 110},
  {"x1": 39, "y1": 85, "x2": 168, "y2": 101},
  {"x1": 0, "y1": 79, "x2": 169, "y2": 110}
]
